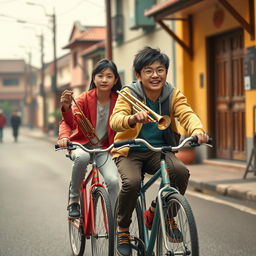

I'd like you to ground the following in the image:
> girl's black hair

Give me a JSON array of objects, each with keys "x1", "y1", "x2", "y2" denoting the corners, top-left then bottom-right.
[
  {"x1": 133, "y1": 46, "x2": 169, "y2": 74},
  {"x1": 89, "y1": 59, "x2": 122, "y2": 92}
]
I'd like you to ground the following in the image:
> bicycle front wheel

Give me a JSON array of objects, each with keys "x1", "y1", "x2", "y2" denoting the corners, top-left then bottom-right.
[
  {"x1": 156, "y1": 193, "x2": 199, "y2": 256},
  {"x1": 91, "y1": 186, "x2": 114, "y2": 256}
]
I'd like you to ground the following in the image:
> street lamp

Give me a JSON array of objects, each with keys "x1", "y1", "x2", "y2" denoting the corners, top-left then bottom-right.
[
  {"x1": 26, "y1": 2, "x2": 57, "y2": 93},
  {"x1": 26, "y1": 1, "x2": 58, "y2": 134},
  {"x1": 22, "y1": 26, "x2": 47, "y2": 132}
]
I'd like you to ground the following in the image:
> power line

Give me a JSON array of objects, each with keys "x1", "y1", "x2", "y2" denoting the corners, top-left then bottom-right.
[
  {"x1": 0, "y1": 0, "x2": 17, "y2": 4},
  {"x1": 58, "y1": 0, "x2": 104, "y2": 16},
  {"x1": 83, "y1": 0, "x2": 104, "y2": 8},
  {"x1": 58, "y1": 0, "x2": 84, "y2": 16}
]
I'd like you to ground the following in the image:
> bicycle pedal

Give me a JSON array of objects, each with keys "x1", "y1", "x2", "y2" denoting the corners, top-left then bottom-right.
[{"x1": 131, "y1": 236, "x2": 146, "y2": 256}]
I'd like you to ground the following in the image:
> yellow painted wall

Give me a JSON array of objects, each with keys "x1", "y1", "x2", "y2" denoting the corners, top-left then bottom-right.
[
  {"x1": 243, "y1": 2, "x2": 256, "y2": 138},
  {"x1": 176, "y1": 0, "x2": 256, "y2": 137}
]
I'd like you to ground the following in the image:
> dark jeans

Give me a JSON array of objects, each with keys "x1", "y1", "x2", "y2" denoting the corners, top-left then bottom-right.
[
  {"x1": 114, "y1": 150, "x2": 190, "y2": 228},
  {"x1": 12, "y1": 127, "x2": 19, "y2": 138}
]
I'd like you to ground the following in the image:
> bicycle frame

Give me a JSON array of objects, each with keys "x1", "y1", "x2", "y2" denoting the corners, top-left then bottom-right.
[
  {"x1": 112, "y1": 136, "x2": 211, "y2": 255},
  {"x1": 69, "y1": 156, "x2": 108, "y2": 238},
  {"x1": 137, "y1": 152, "x2": 179, "y2": 255}
]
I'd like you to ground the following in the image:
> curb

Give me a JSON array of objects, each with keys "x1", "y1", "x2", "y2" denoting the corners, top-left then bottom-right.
[{"x1": 188, "y1": 179, "x2": 256, "y2": 203}]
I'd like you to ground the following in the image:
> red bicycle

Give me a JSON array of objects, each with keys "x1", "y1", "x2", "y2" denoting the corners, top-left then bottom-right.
[{"x1": 55, "y1": 141, "x2": 115, "y2": 256}]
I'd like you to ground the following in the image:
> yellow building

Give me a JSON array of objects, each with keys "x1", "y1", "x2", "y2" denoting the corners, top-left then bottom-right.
[{"x1": 111, "y1": 0, "x2": 256, "y2": 164}]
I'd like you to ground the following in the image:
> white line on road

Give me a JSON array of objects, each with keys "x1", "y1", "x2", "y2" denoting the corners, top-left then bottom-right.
[
  {"x1": 147, "y1": 175, "x2": 256, "y2": 215},
  {"x1": 187, "y1": 190, "x2": 256, "y2": 216}
]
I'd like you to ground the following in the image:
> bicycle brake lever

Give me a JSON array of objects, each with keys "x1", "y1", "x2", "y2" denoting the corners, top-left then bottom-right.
[
  {"x1": 189, "y1": 137, "x2": 200, "y2": 147},
  {"x1": 189, "y1": 141, "x2": 200, "y2": 147}
]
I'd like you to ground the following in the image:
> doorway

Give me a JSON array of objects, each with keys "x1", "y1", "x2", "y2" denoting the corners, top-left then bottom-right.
[{"x1": 208, "y1": 28, "x2": 246, "y2": 161}]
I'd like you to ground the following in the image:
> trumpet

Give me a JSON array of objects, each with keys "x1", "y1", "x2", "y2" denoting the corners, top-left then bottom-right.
[
  {"x1": 117, "y1": 90, "x2": 171, "y2": 130},
  {"x1": 71, "y1": 96, "x2": 100, "y2": 146}
]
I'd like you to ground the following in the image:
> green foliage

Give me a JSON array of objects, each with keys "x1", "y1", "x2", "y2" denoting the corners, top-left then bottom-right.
[
  {"x1": 49, "y1": 109, "x2": 62, "y2": 122},
  {"x1": 0, "y1": 101, "x2": 13, "y2": 115}
]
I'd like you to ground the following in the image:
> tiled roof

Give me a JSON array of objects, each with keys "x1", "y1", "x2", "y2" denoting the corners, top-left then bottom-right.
[
  {"x1": 80, "y1": 26, "x2": 106, "y2": 41},
  {"x1": 63, "y1": 21, "x2": 106, "y2": 49},
  {"x1": 0, "y1": 59, "x2": 26, "y2": 73},
  {"x1": 0, "y1": 59, "x2": 38, "y2": 74},
  {"x1": 0, "y1": 92, "x2": 25, "y2": 100}
]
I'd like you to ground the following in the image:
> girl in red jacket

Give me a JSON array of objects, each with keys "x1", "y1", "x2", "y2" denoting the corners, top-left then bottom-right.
[{"x1": 57, "y1": 59, "x2": 122, "y2": 218}]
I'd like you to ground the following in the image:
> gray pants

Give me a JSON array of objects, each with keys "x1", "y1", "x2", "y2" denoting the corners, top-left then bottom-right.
[
  {"x1": 114, "y1": 150, "x2": 190, "y2": 228},
  {"x1": 70, "y1": 147, "x2": 120, "y2": 212}
]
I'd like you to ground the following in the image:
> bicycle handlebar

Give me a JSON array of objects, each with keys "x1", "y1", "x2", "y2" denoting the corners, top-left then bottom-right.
[
  {"x1": 112, "y1": 136, "x2": 213, "y2": 153},
  {"x1": 54, "y1": 141, "x2": 115, "y2": 154},
  {"x1": 55, "y1": 136, "x2": 212, "y2": 154}
]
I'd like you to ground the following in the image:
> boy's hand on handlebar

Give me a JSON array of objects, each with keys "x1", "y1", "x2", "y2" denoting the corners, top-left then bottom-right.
[
  {"x1": 57, "y1": 137, "x2": 70, "y2": 148},
  {"x1": 193, "y1": 133, "x2": 209, "y2": 144}
]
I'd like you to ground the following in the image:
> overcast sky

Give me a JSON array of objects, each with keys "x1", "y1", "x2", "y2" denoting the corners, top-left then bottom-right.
[{"x1": 0, "y1": 0, "x2": 106, "y2": 67}]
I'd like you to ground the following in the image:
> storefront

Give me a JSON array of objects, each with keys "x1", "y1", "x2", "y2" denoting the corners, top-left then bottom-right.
[{"x1": 146, "y1": 0, "x2": 256, "y2": 162}]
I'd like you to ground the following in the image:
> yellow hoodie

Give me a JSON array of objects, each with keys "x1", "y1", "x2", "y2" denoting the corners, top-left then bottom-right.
[{"x1": 110, "y1": 81, "x2": 205, "y2": 158}]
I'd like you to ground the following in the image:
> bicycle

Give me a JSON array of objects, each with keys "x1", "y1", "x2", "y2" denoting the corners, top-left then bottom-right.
[
  {"x1": 113, "y1": 136, "x2": 212, "y2": 256},
  {"x1": 55, "y1": 141, "x2": 116, "y2": 256}
]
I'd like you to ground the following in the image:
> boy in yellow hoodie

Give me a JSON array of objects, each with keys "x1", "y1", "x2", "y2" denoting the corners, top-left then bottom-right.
[{"x1": 110, "y1": 46, "x2": 208, "y2": 256}]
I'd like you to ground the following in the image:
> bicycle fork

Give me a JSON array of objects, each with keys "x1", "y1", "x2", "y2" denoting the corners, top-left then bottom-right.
[{"x1": 157, "y1": 158, "x2": 180, "y2": 254}]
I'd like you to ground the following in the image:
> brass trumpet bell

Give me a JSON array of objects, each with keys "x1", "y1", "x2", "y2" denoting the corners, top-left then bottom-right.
[
  {"x1": 117, "y1": 90, "x2": 171, "y2": 130},
  {"x1": 154, "y1": 114, "x2": 171, "y2": 130}
]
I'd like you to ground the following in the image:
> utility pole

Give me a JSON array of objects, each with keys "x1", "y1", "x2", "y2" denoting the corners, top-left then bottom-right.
[
  {"x1": 52, "y1": 8, "x2": 57, "y2": 94},
  {"x1": 51, "y1": 8, "x2": 59, "y2": 136},
  {"x1": 26, "y1": 2, "x2": 58, "y2": 132},
  {"x1": 40, "y1": 33, "x2": 47, "y2": 131},
  {"x1": 27, "y1": 51, "x2": 33, "y2": 128},
  {"x1": 105, "y1": 0, "x2": 112, "y2": 60}
]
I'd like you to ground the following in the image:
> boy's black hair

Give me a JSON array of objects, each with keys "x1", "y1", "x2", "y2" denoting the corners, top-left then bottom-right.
[
  {"x1": 133, "y1": 46, "x2": 169, "y2": 74},
  {"x1": 89, "y1": 59, "x2": 122, "y2": 92}
]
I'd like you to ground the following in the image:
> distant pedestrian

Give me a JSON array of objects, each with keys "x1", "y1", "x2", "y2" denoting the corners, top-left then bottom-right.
[
  {"x1": 0, "y1": 109, "x2": 7, "y2": 143},
  {"x1": 10, "y1": 110, "x2": 21, "y2": 142}
]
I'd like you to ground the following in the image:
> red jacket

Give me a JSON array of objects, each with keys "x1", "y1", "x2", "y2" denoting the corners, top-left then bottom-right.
[
  {"x1": 0, "y1": 114, "x2": 6, "y2": 128},
  {"x1": 58, "y1": 89, "x2": 117, "y2": 148}
]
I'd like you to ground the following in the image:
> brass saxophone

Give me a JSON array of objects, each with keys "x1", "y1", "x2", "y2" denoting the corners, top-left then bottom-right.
[{"x1": 71, "y1": 96, "x2": 100, "y2": 146}]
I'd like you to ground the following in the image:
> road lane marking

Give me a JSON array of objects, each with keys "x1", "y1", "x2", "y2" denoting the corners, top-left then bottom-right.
[
  {"x1": 146, "y1": 175, "x2": 256, "y2": 215},
  {"x1": 187, "y1": 190, "x2": 256, "y2": 216}
]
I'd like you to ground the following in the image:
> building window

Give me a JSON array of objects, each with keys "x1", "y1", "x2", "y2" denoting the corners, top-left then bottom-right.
[
  {"x1": 3, "y1": 78, "x2": 19, "y2": 86},
  {"x1": 129, "y1": 0, "x2": 155, "y2": 30},
  {"x1": 112, "y1": 0, "x2": 124, "y2": 44}
]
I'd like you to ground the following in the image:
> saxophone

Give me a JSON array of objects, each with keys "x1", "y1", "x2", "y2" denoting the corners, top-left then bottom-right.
[{"x1": 71, "y1": 96, "x2": 100, "y2": 146}]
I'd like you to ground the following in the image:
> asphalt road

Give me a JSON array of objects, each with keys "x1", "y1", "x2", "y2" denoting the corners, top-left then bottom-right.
[{"x1": 0, "y1": 128, "x2": 256, "y2": 256}]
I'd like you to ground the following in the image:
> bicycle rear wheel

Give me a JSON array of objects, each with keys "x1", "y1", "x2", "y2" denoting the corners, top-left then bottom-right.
[
  {"x1": 91, "y1": 186, "x2": 114, "y2": 256},
  {"x1": 156, "y1": 193, "x2": 199, "y2": 256},
  {"x1": 68, "y1": 192, "x2": 85, "y2": 256}
]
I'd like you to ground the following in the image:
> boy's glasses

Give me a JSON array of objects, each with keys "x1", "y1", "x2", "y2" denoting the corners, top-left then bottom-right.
[{"x1": 143, "y1": 67, "x2": 166, "y2": 77}]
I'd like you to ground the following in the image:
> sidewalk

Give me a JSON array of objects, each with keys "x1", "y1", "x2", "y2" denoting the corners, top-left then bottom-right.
[{"x1": 20, "y1": 127, "x2": 256, "y2": 204}]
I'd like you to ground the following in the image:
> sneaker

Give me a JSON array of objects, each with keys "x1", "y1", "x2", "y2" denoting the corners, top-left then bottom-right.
[
  {"x1": 166, "y1": 218, "x2": 183, "y2": 243},
  {"x1": 116, "y1": 231, "x2": 131, "y2": 256},
  {"x1": 67, "y1": 202, "x2": 80, "y2": 219},
  {"x1": 144, "y1": 208, "x2": 155, "y2": 230}
]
